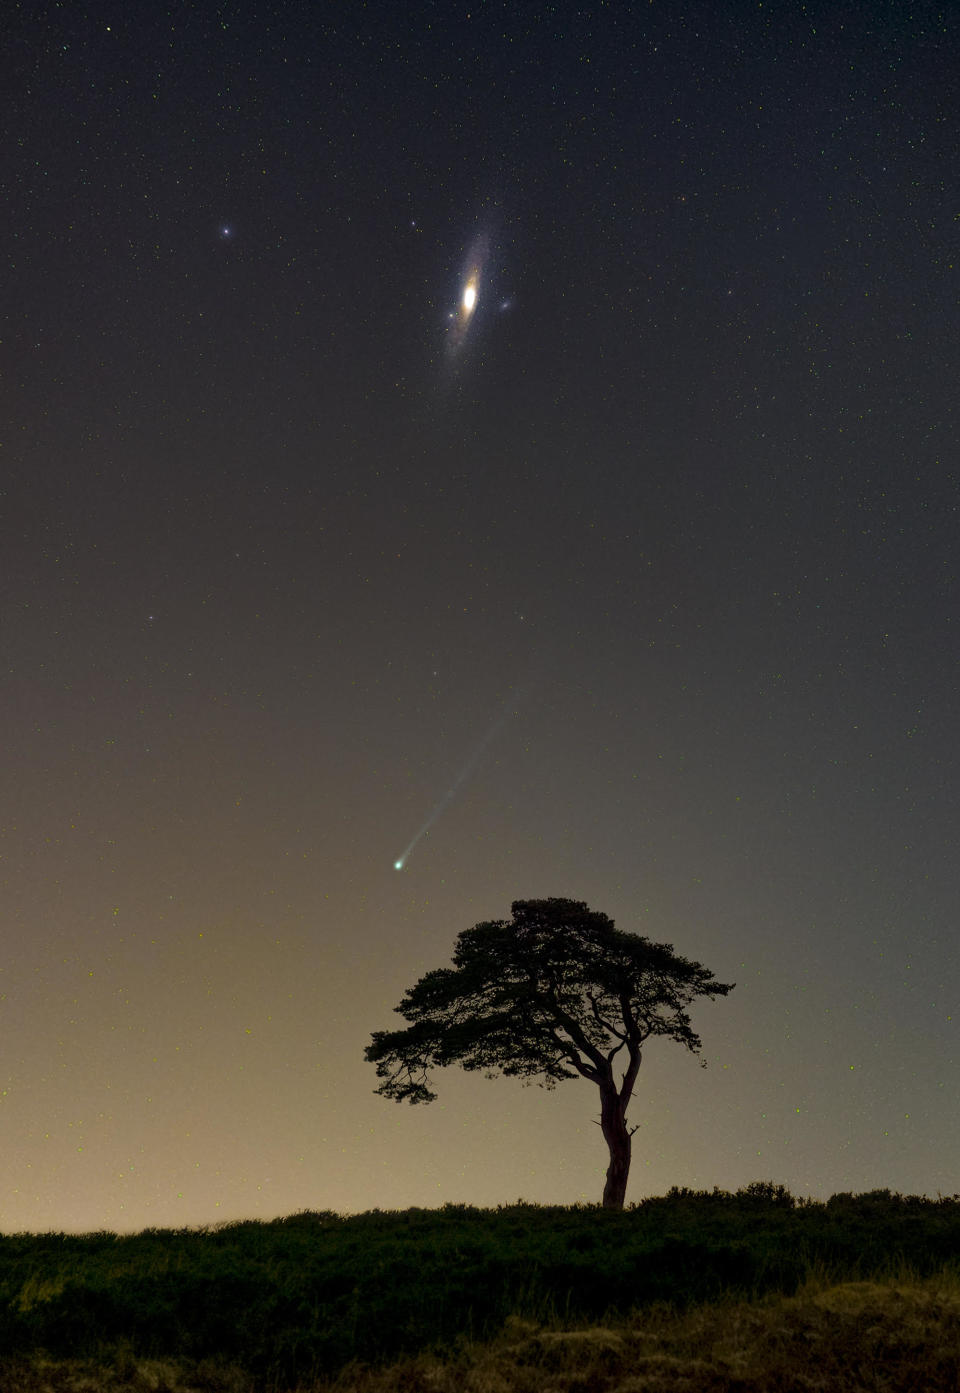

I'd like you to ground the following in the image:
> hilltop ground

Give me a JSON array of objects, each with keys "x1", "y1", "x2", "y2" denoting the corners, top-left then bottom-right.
[{"x1": 2, "y1": 1186, "x2": 958, "y2": 1390}]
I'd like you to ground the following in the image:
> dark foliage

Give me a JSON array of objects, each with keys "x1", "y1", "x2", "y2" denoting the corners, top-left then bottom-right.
[{"x1": 366, "y1": 898, "x2": 734, "y2": 1104}]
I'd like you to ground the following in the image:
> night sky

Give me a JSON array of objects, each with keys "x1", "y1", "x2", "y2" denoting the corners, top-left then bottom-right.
[{"x1": 3, "y1": 0, "x2": 958, "y2": 1234}]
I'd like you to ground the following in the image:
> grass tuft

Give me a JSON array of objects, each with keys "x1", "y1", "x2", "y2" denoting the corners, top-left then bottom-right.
[{"x1": 311, "y1": 1269, "x2": 960, "y2": 1392}]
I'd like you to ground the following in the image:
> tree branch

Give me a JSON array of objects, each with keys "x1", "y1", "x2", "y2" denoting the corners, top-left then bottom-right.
[
  {"x1": 617, "y1": 1041, "x2": 643, "y2": 1107},
  {"x1": 587, "y1": 991, "x2": 628, "y2": 1042},
  {"x1": 545, "y1": 1025, "x2": 600, "y2": 1083},
  {"x1": 546, "y1": 996, "x2": 610, "y2": 1075}
]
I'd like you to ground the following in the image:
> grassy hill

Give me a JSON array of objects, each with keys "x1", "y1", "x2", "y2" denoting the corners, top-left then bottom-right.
[{"x1": 2, "y1": 1184, "x2": 959, "y2": 1390}]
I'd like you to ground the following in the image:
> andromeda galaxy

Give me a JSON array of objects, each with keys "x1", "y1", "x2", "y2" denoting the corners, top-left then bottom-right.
[{"x1": 445, "y1": 230, "x2": 491, "y2": 357}]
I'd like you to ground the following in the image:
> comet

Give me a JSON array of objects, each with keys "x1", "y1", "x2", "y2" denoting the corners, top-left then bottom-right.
[{"x1": 393, "y1": 695, "x2": 516, "y2": 871}]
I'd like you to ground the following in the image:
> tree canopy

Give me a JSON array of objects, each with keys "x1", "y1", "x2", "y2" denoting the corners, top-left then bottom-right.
[{"x1": 366, "y1": 897, "x2": 735, "y2": 1207}]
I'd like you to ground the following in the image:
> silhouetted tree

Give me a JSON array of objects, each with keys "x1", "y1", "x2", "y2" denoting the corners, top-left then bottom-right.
[{"x1": 366, "y1": 897, "x2": 735, "y2": 1209}]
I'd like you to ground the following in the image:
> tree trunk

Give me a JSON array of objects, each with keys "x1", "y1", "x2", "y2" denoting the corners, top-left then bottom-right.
[{"x1": 599, "y1": 1083, "x2": 632, "y2": 1210}]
